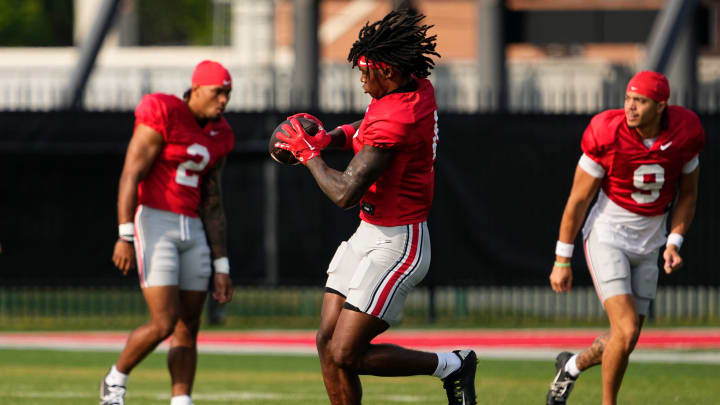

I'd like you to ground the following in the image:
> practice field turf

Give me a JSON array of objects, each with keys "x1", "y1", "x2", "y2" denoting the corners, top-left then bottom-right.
[{"x1": 1, "y1": 349, "x2": 719, "y2": 404}]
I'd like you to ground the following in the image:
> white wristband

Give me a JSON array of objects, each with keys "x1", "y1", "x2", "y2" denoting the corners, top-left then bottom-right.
[
  {"x1": 666, "y1": 233, "x2": 684, "y2": 249},
  {"x1": 118, "y1": 223, "x2": 134, "y2": 242},
  {"x1": 555, "y1": 241, "x2": 575, "y2": 258},
  {"x1": 213, "y1": 257, "x2": 230, "y2": 275}
]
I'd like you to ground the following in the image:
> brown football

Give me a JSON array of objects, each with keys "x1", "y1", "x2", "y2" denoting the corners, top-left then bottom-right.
[{"x1": 268, "y1": 117, "x2": 319, "y2": 165}]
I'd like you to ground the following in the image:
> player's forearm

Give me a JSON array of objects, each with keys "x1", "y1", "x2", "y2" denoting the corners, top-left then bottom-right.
[
  {"x1": 200, "y1": 201, "x2": 228, "y2": 259},
  {"x1": 306, "y1": 158, "x2": 364, "y2": 209},
  {"x1": 199, "y1": 167, "x2": 228, "y2": 259},
  {"x1": 556, "y1": 197, "x2": 592, "y2": 260},
  {"x1": 117, "y1": 172, "x2": 140, "y2": 224},
  {"x1": 669, "y1": 168, "x2": 699, "y2": 237},
  {"x1": 668, "y1": 193, "x2": 696, "y2": 237}
]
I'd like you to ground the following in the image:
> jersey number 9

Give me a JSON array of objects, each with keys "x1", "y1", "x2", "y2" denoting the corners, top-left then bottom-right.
[{"x1": 631, "y1": 164, "x2": 665, "y2": 204}]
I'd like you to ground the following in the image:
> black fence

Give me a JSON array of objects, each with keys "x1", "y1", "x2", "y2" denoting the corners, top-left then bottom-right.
[{"x1": 0, "y1": 111, "x2": 717, "y2": 287}]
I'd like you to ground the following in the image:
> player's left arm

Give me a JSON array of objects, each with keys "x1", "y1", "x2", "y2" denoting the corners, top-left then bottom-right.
[
  {"x1": 663, "y1": 166, "x2": 700, "y2": 274},
  {"x1": 305, "y1": 145, "x2": 394, "y2": 209},
  {"x1": 199, "y1": 156, "x2": 233, "y2": 303}
]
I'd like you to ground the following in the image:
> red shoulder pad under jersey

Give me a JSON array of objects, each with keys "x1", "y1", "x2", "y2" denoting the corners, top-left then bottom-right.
[
  {"x1": 581, "y1": 109, "x2": 625, "y2": 166},
  {"x1": 361, "y1": 78, "x2": 437, "y2": 149},
  {"x1": 665, "y1": 106, "x2": 706, "y2": 158},
  {"x1": 134, "y1": 93, "x2": 179, "y2": 141}
]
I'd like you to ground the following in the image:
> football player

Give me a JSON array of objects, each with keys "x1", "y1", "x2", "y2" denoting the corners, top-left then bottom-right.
[
  {"x1": 101, "y1": 60, "x2": 235, "y2": 405},
  {"x1": 546, "y1": 71, "x2": 705, "y2": 405},
  {"x1": 276, "y1": 9, "x2": 477, "y2": 405}
]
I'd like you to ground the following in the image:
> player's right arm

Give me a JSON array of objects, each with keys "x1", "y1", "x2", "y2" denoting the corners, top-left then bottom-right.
[
  {"x1": 306, "y1": 144, "x2": 394, "y2": 209},
  {"x1": 112, "y1": 124, "x2": 164, "y2": 275},
  {"x1": 550, "y1": 164, "x2": 602, "y2": 293}
]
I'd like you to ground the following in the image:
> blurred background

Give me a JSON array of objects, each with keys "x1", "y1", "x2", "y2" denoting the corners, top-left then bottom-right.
[{"x1": 0, "y1": 0, "x2": 718, "y2": 329}]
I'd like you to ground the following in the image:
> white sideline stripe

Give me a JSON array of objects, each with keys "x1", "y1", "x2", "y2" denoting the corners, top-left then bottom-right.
[
  {"x1": 8, "y1": 390, "x2": 427, "y2": 402},
  {"x1": 472, "y1": 349, "x2": 720, "y2": 364},
  {"x1": 1, "y1": 339, "x2": 719, "y2": 364},
  {"x1": 319, "y1": 0, "x2": 377, "y2": 45}
]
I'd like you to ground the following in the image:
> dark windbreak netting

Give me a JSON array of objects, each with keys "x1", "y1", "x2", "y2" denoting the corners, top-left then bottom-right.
[{"x1": 0, "y1": 111, "x2": 716, "y2": 287}]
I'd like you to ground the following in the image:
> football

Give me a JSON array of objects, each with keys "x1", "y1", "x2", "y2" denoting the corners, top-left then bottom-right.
[{"x1": 268, "y1": 117, "x2": 319, "y2": 165}]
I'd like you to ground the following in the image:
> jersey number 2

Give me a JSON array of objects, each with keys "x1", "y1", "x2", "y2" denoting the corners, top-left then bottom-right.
[
  {"x1": 631, "y1": 164, "x2": 665, "y2": 204},
  {"x1": 176, "y1": 143, "x2": 210, "y2": 188}
]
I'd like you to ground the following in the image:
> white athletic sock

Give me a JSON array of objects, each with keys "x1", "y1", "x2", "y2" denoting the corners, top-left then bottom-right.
[
  {"x1": 564, "y1": 354, "x2": 580, "y2": 378},
  {"x1": 105, "y1": 365, "x2": 128, "y2": 386},
  {"x1": 432, "y1": 352, "x2": 462, "y2": 379},
  {"x1": 170, "y1": 394, "x2": 193, "y2": 405}
]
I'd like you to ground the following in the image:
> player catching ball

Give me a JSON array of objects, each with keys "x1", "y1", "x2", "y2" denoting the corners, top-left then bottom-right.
[
  {"x1": 275, "y1": 9, "x2": 477, "y2": 405},
  {"x1": 101, "y1": 60, "x2": 234, "y2": 405},
  {"x1": 546, "y1": 71, "x2": 705, "y2": 405}
]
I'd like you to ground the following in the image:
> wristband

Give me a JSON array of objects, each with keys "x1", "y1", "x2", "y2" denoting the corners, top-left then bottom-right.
[
  {"x1": 555, "y1": 241, "x2": 574, "y2": 258},
  {"x1": 213, "y1": 257, "x2": 230, "y2": 275},
  {"x1": 554, "y1": 261, "x2": 571, "y2": 268},
  {"x1": 119, "y1": 223, "x2": 134, "y2": 242},
  {"x1": 337, "y1": 124, "x2": 356, "y2": 150},
  {"x1": 666, "y1": 233, "x2": 684, "y2": 249}
]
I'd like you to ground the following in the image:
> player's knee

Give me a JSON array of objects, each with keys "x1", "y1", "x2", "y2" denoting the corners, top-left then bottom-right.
[
  {"x1": 173, "y1": 319, "x2": 200, "y2": 344},
  {"x1": 315, "y1": 329, "x2": 331, "y2": 352},
  {"x1": 151, "y1": 317, "x2": 178, "y2": 340},
  {"x1": 612, "y1": 323, "x2": 641, "y2": 353},
  {"x1": 330, "y1": 343, "x2": 360, "y2": 370}
]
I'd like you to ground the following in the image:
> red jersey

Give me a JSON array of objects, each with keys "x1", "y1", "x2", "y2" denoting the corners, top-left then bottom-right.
[
  {"x1": 581, "y1": 106, "x2": 705, "y2": 216},
  {"x1": 352, "y1": 77, "x2": 438, "y2": 226},
  {"x1": 134, "y1": 93, "x2": 234, "y2": 217}
]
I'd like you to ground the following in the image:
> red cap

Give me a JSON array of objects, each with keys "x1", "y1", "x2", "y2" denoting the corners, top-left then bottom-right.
[
  {"x1": 626, "y1": 70, "x2": 669, "y2": 103},
  {"x1": 191, "y1": 60, "x2": 231, "y2": 88}
]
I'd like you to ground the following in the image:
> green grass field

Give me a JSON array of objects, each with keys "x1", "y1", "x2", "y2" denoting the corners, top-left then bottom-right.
[{"x1": 1, "y1": 349, "x2": 718, "y2": 404}]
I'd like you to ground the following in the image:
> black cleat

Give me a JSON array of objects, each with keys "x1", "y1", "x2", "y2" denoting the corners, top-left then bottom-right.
[
  {"x1": 99, "y1": 372, "x2": 126, "y2": 405},
  {"x1": 442, "y1": 350, "x2": 477, "y2": 405},
  {"x1": 546, "y1": 352, "x2": 578, "y2": 405}
]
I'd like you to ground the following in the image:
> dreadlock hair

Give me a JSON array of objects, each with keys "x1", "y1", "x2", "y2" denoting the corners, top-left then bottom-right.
[{"x1": 347, "y1": 8, "x2": 440, "y2": 79}]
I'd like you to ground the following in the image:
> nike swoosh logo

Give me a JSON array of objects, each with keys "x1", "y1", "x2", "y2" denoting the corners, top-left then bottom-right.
[
  {"x1": 660, "y1": 141, "x2": 672, "y2": 151},
  {"x1": 209, "y1": 130, "x2": 219, "y2": 136},
  {"x1": 303, "y1": 138, "x2": 316, "y2": 150},
  {"x1": 630, "y1": 86, "x2": 638, "y2": 91}
]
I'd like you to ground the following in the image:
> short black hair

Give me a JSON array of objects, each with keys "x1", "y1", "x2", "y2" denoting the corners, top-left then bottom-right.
[{"x1": 347, "y1": 8, "x2": 440, "y2": 79}]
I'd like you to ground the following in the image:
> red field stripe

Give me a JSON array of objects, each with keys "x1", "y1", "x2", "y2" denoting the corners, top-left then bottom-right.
[{"x1": 1, "y1": 329, "x2": 720, "y2": 350}]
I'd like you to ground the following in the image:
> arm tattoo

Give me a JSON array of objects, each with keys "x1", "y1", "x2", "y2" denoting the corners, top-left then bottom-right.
[
  {"x1": 199, "y1": 157, "x2": 227, "y2": 259},
  {"x1": 306, "y1": 145, "x2": 393, "y2": 209}
]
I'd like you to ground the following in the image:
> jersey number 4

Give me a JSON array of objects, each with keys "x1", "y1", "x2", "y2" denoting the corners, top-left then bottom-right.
[
  {"x1": 176, "y1": 143, "x2": 210, "y2": 188},
  {"x1": 631, "y1": 164, "x2": 665, "y2": 204}
]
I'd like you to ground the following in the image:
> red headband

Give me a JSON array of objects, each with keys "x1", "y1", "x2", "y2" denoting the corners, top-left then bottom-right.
[
  {"x1": 358, "y1": 55, "x2": 389, "y2": 70},
  {"x1": 192, "y1": 60, "x2": 232, "y2": 88},
  {"x1": 626, "y1": 70, "x2": 669, "y2": 103}
]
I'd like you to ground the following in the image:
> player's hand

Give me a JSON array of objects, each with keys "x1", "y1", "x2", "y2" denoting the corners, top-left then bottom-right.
[
  {"x1": 112, "y1": 239, "x2": 136, "y2": 276},
  {"x1": 550, "y1": 263, "x2": 573, "y2": 293},
  {"x1": 213, "y1": 273, "x2": 233, "y2": 304},
  {"x1": 287, "y1": 113, "x2": 325, "y2": 141},
  {"x1": 275, "y1": 118, "x2": 331, "y2": 164},
  {"x1": 662, "y1": 245, "x2": 683, "y2": 274}
]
